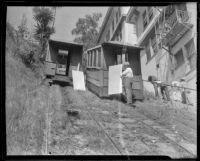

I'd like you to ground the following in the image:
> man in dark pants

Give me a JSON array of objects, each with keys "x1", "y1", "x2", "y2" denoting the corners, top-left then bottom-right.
[
  {"x1": 121, "y1": 62, "x2": 134, "y2": 104},
  {"x1": 148, "y1": 75, "x2": 170, "y2": 101}
]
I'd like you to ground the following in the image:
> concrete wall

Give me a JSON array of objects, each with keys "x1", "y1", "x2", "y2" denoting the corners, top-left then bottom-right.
[
  {"x1": 97, "y1": 7, "x2": 136, "y2": 45},
  {"x1": 124, "y1": 22, "x2": 137, "y2": 44},
  {"x1": 135, "y1": 7, "x2": 146, "y2": 38},
  {"x1": 170, "y1": 3, "x2": 197, "y2": 105},
  {"x1": 135, "y1": 3, "x2": 197, "y2": 105},
  {"x1": 98, "y1": 7, "x2": 121, "y2": 44}
]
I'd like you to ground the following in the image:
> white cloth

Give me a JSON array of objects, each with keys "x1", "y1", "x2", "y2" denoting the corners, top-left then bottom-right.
[
  {"x1": 172, "y1": 81, "x2": 181, "y2": 87},
  {"x1": 121, "y1": 67, "x2": 133, "y2": 78}
]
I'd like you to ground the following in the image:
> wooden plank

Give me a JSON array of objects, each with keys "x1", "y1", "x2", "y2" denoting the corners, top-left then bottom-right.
[
  {"x1": 68, "y1": 65, "x2": 78, "y2": 78},
  {"x1": 86, "y1": 70, "x2": 100, "y2": 80},
  {"x1": 86, "y1": 80, "x2": 108, "y2": 97},
  {"x1": 103, "y1": 78, "x2": 108, "y2": 87},
  {"x1": 108, "y1": 64, "x2": 123, "y2": 95},
  {"x1": 72, "y1": 70, "x2": 86, "y2": 91},
  {"x1": 87, "y1": 76, "x2": 101, "y2": 87},
  {"x1": 132, "y1": 89, "x2": 144, "y2": 100},
  {"x1": 86, "y1": 81, "x2": 100, "y2": 96},
  {"x1": 103, "y1": 70, "x2": 108, "y2": 78},
  {"x1": 132, "y1": 81, "x2": 142, "y2": 90}
]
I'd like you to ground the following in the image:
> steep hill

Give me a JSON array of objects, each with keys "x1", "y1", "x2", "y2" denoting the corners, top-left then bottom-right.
[{"x1": 6, "y1": 22, "x2": 48, "y2": 154}]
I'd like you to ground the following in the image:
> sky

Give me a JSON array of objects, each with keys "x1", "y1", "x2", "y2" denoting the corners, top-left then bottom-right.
[{"x1": 7, "y1": 6, "x2": 108, "y2": 41}]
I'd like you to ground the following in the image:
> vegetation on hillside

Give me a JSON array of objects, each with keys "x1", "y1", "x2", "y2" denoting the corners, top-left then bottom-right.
[
  {"x1": 6, "y1": 22, "x2": 48, "y2": 154},
  {"x1": 71, "y1": 12, "x2": 102, "y2": 72}
]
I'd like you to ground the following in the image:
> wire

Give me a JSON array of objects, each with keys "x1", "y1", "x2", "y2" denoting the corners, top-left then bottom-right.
[{"x1": 142, "y1": 79, "x2": 197, "y2": 92}]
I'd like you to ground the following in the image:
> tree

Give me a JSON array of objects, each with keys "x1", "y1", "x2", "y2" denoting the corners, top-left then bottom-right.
[
  {"x1": 32, "y1": 7, "x2": 55, "y2": 61},
  {"x1": 71, "y1": 12, "x2": 102, "y2": 51},
  {"x1": 18, "y1": 14, "x2": 28, "y2": 37}
]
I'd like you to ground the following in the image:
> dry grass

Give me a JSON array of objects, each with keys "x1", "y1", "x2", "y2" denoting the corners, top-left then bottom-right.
[{"x1": 6, "y1": 23, "x2": 48, "y2": 155}]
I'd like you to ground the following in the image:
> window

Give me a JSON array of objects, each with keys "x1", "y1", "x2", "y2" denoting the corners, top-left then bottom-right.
[
  {"x1": 145, "y1": 44, "x2": 151, "y2": 63},
  {"x1": 174, "y1": 49, "x2": 184, "y2": 69},
  {"x1": 112, "y1": 20, "x2": 115, "y2": 32},
  {"x1": 118, "y1": 7, "x2": 121, "y2": 19},
  {"x1": 90, "y1": 52, "x2": 93, "y2": 67},
  {"x1": 93, "y1": 50, "x2": 97, "y2": 67},
  {"x1": 116, "y1": 12, "x2": 119, "y2": 24},
  {"x1": 87, "y1": 53, "x2": 89, "y2": 67},
  {"x1": 106, "y1": 30, "x2": 110, "y2": 41},
  {"x1": 185, "y1": 38, "x2": 196, "y2": 70},
  {"x1": 185, "y1": 38, "x2": 195, "y2": 58},
  {"x1": 122, "y1": 53, "x2": 128, "y2": 63},
  {"x1": 118, "y1": 25, "x2": 122, "y2": 41},
  {"x1": 143, "y1": 10, "x2": 148, "y2": 29},
  {"x1": 98, "y1": 49, "x2": 101, "y2": 67},
  {"x1": 151, "y1": 34, "x2": 158, "y2": 54},
  {"x1": 117, "y1": 54, "x2": 122, "y2": 64}
]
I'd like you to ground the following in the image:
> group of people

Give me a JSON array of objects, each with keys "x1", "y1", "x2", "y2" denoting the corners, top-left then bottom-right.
[{"x1": 120, "y1": 61, "x2": 191, "y2": 105}]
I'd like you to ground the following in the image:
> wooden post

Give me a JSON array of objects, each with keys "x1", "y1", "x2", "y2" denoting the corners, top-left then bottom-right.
[{"x1": 77, "y1": 63, "x2": 80, "y2": 71}]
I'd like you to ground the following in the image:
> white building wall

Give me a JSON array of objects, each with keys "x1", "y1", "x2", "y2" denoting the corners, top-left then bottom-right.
[
  {"x1": 124, "y1": 22, "x2": 137, "y2": 44},
  {"x1": 121, "y1": 7, "x2": 130, "y2": 15}
]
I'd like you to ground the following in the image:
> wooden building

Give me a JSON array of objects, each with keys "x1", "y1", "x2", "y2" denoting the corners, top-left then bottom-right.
[
  {"x1": 86, "y1": 41, "x2": 144, "y2": 100},
  {"x1": 45, "y1": 39, "x2": 83, "y2": 83}
]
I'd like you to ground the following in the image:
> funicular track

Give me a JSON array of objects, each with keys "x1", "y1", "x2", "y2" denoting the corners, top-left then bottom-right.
[
  {"x1": 77, "y1": 91, "x2": 195, "y2": 157},
  {"x1": 43, "y1": 85, "x2": 195, "y2": 157}
]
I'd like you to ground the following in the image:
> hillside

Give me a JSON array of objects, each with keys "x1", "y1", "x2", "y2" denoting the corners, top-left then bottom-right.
[
  {"x1": 5, "y1": 22, "x2": 196, "y2": 157},
  {"x1": 6, "y1": 22, "x2": 49, "y2": 154}
]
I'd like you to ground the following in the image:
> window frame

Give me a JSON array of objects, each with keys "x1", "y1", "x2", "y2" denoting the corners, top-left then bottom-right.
[
  {"x1": 143, "y1": 10, "x2": 148, "y2": 29},
  {"x1": 174, "y1": 48, "x2": 185, "y2": 70}
]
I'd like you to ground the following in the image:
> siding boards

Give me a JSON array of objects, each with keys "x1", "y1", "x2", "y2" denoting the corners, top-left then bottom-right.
[
  {"x1": 87, "y1": 76, "x2": 101, "y2": 87},
  {"x1": 132, "y1": 89, "x2": 144, "y2": 100}
]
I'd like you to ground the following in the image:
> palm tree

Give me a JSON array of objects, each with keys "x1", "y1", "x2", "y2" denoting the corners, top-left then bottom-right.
[{"x1": 33, "y1": 7, "x2": 55, "y2": 61}]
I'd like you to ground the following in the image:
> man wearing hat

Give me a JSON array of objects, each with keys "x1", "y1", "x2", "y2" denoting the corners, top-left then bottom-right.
[{"x1": 120, "y1": 62, "x2": 134, "y2": 104}]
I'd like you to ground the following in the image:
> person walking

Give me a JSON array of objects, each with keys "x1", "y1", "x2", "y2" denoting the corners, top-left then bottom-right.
[{"x1": 120, "y1": 62, "x2": 134, "y2": 105}]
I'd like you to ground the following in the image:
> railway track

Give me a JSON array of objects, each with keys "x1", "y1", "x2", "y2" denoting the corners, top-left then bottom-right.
[
  {"x1": 78, "y1": 91, "x2": 195, "y2": 157},
  {"x1": 43, "y1": 85, "x2": 195, "y2": 157}
]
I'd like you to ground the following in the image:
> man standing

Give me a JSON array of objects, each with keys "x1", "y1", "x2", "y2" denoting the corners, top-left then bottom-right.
[
  {"x1": 148, "y1": 75, "x2": 170, "y2": 101},
  {"x1": 180, "y1": 77, "x2": 192, "y2": 105},
  {"x1": 120, "y1": 62, "x2": 134, "y2": 104}
]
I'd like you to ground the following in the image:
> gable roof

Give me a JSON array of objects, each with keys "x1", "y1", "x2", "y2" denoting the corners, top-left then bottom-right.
[
  {"x1": 95, "y1": 7, "x2": 113, "y2": 44},
  {"x1": 102, "y1": 41, "x2": 144, "y2": 50}
]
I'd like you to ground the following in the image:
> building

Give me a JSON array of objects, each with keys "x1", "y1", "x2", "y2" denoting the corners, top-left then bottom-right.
[
  {"x1": 86, "y1": 41, "x2": 143, "y2": 98},
  {"x1": 126, "y1": 3, "x2": 197, "y2": 105},
  {"x1": 85, "y1": 7, "x2": 144, "y2": 99},
  {"x1": 45, "y1": 38, "x2": 83, "y2": 83},
  {"x1": 96, "y1": 7, "x2": 137, "y2": 45}
]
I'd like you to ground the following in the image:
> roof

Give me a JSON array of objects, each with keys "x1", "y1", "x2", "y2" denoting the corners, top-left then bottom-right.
[
  {"x1": 95, "y1": 7, "x2": 113, "y2": 44},
  {"x1": 49, "y1": 38, "x2": 83, "y2": 48},
  {"x1": 102, "y1": 41, "x2": 144, "y2": 50}
]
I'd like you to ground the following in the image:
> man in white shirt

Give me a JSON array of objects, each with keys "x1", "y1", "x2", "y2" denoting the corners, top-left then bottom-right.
[{"x1": 120, "y1": 62, "x2": 134, "y2": 104}]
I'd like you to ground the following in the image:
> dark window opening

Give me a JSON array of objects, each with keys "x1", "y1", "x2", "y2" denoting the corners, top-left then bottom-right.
[{"x1": 174, "y1": 49, "x2": 184, "y2": 69}]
